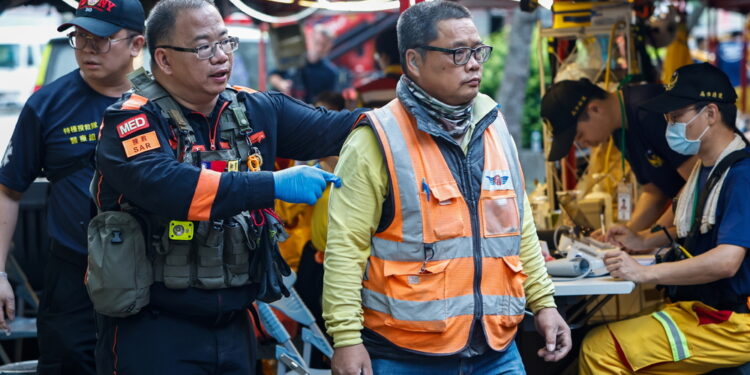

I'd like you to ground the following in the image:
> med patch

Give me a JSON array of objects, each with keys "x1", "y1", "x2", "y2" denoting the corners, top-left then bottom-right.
[{"x1": 117, "y1": 114, "x2": 150, "y2": 138}]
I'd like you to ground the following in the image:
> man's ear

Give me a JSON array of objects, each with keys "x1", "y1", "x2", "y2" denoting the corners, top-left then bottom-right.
[
  {"x1": 706, "y1": 103, "x2": 718, "y2": 125},
  {"x1": 405, "y1": 49, "x2": 422, "y2": 79},
  {"x1": 130, "y1": 35, "x2": 145, "y2": 57},
  {"x1": 153, "y1": 49, "x2": 172, "y2": 75}
]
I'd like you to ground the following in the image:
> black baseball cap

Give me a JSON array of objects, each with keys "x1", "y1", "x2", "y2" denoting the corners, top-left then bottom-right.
[
  {"x1": 541, "y1": 79, "x2": 602, "y2": 161},
  {"x1": 58, "y1": 0, "x2": 145, "y2": 37},
  {"x1": 642, "y1": 63, "x2": 737, "y2": 114}
]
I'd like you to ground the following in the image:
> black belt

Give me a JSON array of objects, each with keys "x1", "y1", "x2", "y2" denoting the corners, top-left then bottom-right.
[{"x1": 141, "y1": 306, "x2": 240, "y2": 327}]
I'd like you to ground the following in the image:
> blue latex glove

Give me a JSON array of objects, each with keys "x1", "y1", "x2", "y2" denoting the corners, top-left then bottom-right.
[{"x1": 273, "y1": 165, "x2": 342, "y2": 205}]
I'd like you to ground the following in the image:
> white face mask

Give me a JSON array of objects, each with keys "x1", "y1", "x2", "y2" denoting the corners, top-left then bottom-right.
[{"x1": 665, "y1": 107, "x2": 708, "y2": 155}]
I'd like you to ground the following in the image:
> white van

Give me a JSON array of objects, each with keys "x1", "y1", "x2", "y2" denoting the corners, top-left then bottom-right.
[{"x1": 0, "y1": 27, "x2": 57, "y2": 107}]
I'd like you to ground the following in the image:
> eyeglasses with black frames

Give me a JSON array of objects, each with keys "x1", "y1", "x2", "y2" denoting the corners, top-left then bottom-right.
[{"x1": 417, "y1": 44, "x2": 493, "y2": 66}]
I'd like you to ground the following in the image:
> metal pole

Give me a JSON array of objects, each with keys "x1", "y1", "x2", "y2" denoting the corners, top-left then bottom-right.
[{"x1": 259, "y1": 22, "x2": 268, "y2": 92}]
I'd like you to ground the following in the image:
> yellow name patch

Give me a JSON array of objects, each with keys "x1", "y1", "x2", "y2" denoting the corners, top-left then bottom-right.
[{"x1": 122, "y1": 131, "x2": 161, "y2": 158}]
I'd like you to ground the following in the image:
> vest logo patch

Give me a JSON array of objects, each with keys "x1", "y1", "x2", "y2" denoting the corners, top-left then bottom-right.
[
  {"x1": 122, "y1": 131, "x2": 160, "y2": 158},
  {"x1": 646, "y1": 150, "x2": 664, "y2": 167},
  {"x1": 117, "y1": 114, "x2": 149, "y2": 138},
  {"x1": 482, "y1": 170, "x2": 513, "y2": 191},
  {"x1": 486, "y1": 175, "x2": 509, "y2": 186},
  {"x1": 666, "y1": 72, "x2": 678, "y2": 91}
]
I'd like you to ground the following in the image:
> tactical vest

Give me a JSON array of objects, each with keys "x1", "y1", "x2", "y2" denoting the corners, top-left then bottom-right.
[
  {"x1": 127, "y1": 68, "x2": 264, "y2": 290},
  {"x1": 361, "y1": 100, "x2": 527, "y2": 355}
]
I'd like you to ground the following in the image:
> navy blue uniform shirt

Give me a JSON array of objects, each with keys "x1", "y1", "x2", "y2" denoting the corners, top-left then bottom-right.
[
  {"x1": 95, "y1": 88, "x2": 361, "y2": 219},
  {"x1": 94, "y1": 86, "x2": 363, "y2": 316},
  {"x1": 678, "y1": 153, "x2": 750, "y2": 307},
  {"x1": 0, "y1": 69, "x2": 118, "y2": 253},
  {"x1": 615, "y1": 84, "x2": 691, "y2": 198}
]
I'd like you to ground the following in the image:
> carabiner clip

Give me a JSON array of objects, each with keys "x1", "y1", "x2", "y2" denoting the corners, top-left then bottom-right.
[
  {"x1": 247, "y1": 155, "x2": 262, "y2": 172},
  {"x1": 247, "y1": 147, "x2": 263, "y2": 172}
]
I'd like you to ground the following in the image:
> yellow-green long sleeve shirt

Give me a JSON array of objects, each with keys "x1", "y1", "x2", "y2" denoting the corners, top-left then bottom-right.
[{"x1": 322, "y1": 101, "x2": 556, "y2": 349}]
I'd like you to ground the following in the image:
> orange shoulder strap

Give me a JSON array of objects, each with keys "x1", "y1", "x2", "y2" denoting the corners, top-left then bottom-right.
[
  {"x1": 121, "y1": 94, "x2": 148, "y2": 110},
  {"x1": 232, "y1": 85, "x2": 258, "y2": 94}
]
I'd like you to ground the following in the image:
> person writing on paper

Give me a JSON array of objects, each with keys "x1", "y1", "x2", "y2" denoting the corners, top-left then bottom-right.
[
  {"x1": 579, "y1": 63, "x2": 750, "y2": 374},
  {"x1": 542, "y1": 79, "x2": 696, "y2": 242}
]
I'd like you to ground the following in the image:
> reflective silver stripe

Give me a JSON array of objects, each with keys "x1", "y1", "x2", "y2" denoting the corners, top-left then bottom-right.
[
  {"x1": 362, "y1": 288, "x2": 473, "y2": 321},
  {"x1": 370, "y1": 108, "x2": 423, "y2": 243},
  {"x1": 652, "y1": 310, "x2": 691, "y2": 361},
  {"x1": 362, "y1": 289, "x2": 526, "y2": 321},
  {"x1": 483, "y1": 294, "x2": 527, "y2": 316},
  {"x1": 371, "y1": 236, "x2": 519, "y2": 261},
  {"x1": 481, "y1": 237, "x2": 520, "y2": 258},
  {"x1": 490, "y1": 113, "x2": 525, "y2": 225}
]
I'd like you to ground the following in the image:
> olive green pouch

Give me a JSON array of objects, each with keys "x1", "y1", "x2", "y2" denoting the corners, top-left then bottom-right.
[{"x1": 86, "y1": 211, "x2": 153, "y2": 317}]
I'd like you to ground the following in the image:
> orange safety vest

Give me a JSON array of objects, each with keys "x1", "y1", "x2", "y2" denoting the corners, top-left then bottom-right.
[{"x1": 361, "y1": 99, "x2": 528, "y2": 355}]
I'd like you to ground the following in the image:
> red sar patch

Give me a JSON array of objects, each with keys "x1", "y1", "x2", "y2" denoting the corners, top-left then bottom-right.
[{"x1": 116, "y1": 114, "x2": 150, "y2": 138}]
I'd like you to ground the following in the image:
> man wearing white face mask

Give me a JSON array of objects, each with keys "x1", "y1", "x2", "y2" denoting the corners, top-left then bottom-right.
[{"x1": 578, "y1": 63, "x2": 750, "y2": 374}]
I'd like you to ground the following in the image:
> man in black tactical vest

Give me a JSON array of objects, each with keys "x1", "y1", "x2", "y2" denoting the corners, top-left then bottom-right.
[{"x1": 89, "y1": 0, "x2": 364, "y2": 373}]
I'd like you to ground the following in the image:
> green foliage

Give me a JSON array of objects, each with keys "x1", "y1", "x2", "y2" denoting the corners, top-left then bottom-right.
[
  {"x1": 480, "y1": 24, "x2": 551, "y2": 148},
  {"x1": 479, "y1": 29, "x2": 508, "y2": 99}
]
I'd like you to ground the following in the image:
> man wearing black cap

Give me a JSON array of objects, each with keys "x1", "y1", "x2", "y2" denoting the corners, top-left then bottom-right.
[
  {"x1": 0, "y1": 0, "x2": 144, "y2": 373},
  {"x1": 541, "y1": 79, "x2": 695, "y2": 238},
  {"x1": 578, "y1": 63, "x2": 750, "y2": 374}
]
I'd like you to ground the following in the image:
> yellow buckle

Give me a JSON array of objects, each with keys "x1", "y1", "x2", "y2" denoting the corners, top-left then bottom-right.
[{"x1": 168, "y1": 220, "x2": 194, "y2": 240}]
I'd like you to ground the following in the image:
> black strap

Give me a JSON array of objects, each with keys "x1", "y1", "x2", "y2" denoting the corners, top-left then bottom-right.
[
  {"x1": 684, "y1": 149, "x2": 750, "y2": 250},
  {"x1": 45, "y1": 151, "x2": 93, "y2": 183}
]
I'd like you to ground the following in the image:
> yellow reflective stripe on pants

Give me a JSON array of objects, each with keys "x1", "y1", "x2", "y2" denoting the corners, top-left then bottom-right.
[
  {"x1": 579, "y1": 301, "x2": 750, "y2": 375},
  {"x1": 652, "y1": 310, "x2": 691, "y2": 361}
]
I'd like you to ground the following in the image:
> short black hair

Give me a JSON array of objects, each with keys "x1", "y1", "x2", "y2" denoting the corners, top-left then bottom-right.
[
  {"x1": 574, "y1": 83, "x2": 609, "y2": 122},
  {"x1": 146, "y1": 0, "x2": 216, "y2": 63},
  {"x1": 375, "y1": 27, "x2": 400, "y2": 65},
  {"x1": 397, "y1": 1, "x2": 471, "y2": 74}
]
